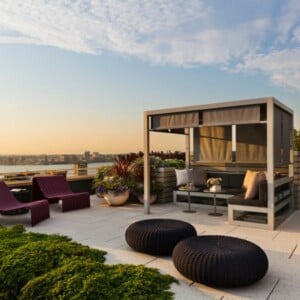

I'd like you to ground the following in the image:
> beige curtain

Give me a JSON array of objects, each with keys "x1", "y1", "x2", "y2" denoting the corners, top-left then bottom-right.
[
  {"x1": 203, "y1": 105, "x2": 260, "y2": 126},
  {"x1": 199, "y1": 126, "x2": 232, "y2": 161},
  {"x1": 274, "y1": 107, "x2": 292, "y2": 164},
  {"x1": 236, "y1": 124, "x2": 266, "y2": 162},
  {"x1": 151, "y1": 112, "x2": 199, "y2": 130}
]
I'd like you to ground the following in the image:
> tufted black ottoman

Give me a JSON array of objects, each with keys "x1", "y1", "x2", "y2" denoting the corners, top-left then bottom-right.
[
  {"x1": 172, "y1": 235, "x2": 268, "y2": 288},
  {"x1": 125, "y1": 218, "x2": 197, "y2": 256}
]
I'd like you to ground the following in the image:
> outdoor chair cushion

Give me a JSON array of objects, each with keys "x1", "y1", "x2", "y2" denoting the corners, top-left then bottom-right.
[
  {"x1": 172, "y1": 235, "x2": 268, "y2": 288},
  {"x1": 125, "y1": 218, "x2": 197, "y2": 256}
]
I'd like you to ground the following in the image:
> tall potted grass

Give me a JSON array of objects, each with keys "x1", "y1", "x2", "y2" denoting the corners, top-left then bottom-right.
[{"x1": 94, "y1": 154, "x2": 138, "y2": 206}]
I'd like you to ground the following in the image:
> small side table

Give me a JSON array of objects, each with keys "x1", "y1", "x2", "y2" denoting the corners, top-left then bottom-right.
[
  {"x1": 203, "y1": 189, "x2": 225, "y2": 216},
  {"x1": 180, "y1": 187, "x2": 199, "y2": 213}
]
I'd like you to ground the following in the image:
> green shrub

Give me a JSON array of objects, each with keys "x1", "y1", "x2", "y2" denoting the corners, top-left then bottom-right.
[
  {"x1": 93, "y1": 165, "x2": 113, "y2": 188},
  {"x1": 20, "y1": 259, "x2": 177, "y2": 300},
  {"x1": 161, "y1": 158, "x2": 185, "y2": 169},
  {"x1": 294, "y1": 129, "x2": 300, "y2": 151},
  {"x1": 19, "y1": 259, "x2": 111, "y2": 300},
  {"x1": 104, "y1": 264, "x2": 177, "y2": 299},
  {"x1": 0, "y1": 225, "x2": 71, "y2": 259},
  {"x1": 0, "y1": 225, "x2": 177, "y2": 300},
  {"x1": 0, "y1": 240, "x2": 106, "y2": 300}
]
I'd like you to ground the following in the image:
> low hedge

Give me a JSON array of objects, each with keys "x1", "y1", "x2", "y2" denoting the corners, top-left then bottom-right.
[{"x1": 0, "y1": 225, "x2": 177, "y2": 300}]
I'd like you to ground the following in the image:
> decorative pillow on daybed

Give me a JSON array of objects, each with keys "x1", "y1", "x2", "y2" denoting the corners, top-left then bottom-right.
[
  {"x1": 191, "y1": 168, "x2": 207, "y2": 187},
  {"x1": 242, "y1": 170, "x2": 256, "y2": 190},
  {"x1": 244, "y1": 171, "x2": 266, "y2": 200},
  {"x1": 175, "y1": 169, "x2": 192, "y2": 186}
]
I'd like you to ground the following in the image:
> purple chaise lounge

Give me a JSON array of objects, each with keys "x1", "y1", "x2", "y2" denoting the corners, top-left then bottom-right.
[
  {"x1": 0, "y1": 181, "x2": 50, "y2": 226},
  {"x1": 32, "y1": 175, "x2": 90, "y2": 212}
]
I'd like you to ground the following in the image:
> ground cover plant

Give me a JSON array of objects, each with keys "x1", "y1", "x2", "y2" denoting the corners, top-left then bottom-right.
[{"x1": 0, "y1": 225, "x2": 177, "y2": 300}]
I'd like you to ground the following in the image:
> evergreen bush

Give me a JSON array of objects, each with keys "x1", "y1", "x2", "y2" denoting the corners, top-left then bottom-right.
[{"x1": 0, "y1": 225, "x2": 177, "y2": 300}]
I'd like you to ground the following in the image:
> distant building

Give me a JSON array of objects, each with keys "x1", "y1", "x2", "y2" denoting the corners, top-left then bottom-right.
[{"x1": 84, "y1": 151, "x2": 90, "y2": 162}]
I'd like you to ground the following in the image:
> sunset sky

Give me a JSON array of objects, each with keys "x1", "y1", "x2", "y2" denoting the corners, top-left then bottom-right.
[{"x1": 0, "y1": 0, "x2": 299, "y2": 154}]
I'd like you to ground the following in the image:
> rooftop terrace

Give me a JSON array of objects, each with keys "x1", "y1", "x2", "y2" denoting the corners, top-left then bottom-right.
[{"x1": 1, "y1": 196, "x2": 299, "y2": 299}]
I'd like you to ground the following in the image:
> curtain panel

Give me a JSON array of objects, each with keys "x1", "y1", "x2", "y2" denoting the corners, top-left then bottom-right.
[
  {"x1": 151, "y1": 112, "x2": 199, "y2": 130},
  {"x1": 197, "y1": 126, "x2": 232, "y2": 162},
  {"x1": 203, "y1": 105, "x2": 260, "y2": 126},
  {"x1": 274, "y1": 107, "x2": 292, "y2": 164},
  {"x1": 236, "y1": 124, "x2": 267, "y2": 162}
]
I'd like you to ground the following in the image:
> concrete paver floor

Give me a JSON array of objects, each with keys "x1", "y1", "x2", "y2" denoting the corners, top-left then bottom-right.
[{"x1": 1, "y1": 195, "x2": 299, "y2": 300}]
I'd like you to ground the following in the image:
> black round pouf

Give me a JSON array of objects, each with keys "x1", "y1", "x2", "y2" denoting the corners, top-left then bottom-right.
[
  {"x1": 125, "y1": 218, "x2": 197, "y2": 256},
  {"x1": 172, "y1": 235, "x2": 268, "y2": 288}
]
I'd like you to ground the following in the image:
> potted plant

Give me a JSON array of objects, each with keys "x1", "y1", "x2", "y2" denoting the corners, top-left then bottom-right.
[
  {"x1": 94, "y1": 166, "x2": 114, "y2": 198},
  {"x1": 95, "y1": 175, "x2": 130, "y2": 206},
  {"x1": 94, "y1": 154, "x2": 137, "y2": 206}
]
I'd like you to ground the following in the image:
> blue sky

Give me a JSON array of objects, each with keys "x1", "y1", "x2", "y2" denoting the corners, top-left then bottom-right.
[{"x1": 0, "y1": 0, "x2": 299, "y2": 154}]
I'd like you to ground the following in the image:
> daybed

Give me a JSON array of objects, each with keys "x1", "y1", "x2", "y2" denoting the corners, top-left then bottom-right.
[{"x1": 175, "y1": 168, "x2": 267, "y2": 204}]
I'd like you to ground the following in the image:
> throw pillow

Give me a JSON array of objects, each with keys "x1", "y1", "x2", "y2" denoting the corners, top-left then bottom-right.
[
  {"x1": 245, "y1": 171, "x2": 266, "y2": 200},
  {"x1": 242, "y1": 170, "x2": 256, "y2": 190},
  {"x1": 191, "y1": 168, "x2": 207, "y2": 186},
  {"x1": 175, "y1": 169, "x2": 192, "y2": 186}
]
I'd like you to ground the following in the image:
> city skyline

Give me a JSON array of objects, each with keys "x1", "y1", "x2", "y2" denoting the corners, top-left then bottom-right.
[
  {"x1": 0, "y1": 1, "x2": 300, "y2": 154},
  {"x1": 0, "y1": 151, "x2": 115, "y2": 165}
]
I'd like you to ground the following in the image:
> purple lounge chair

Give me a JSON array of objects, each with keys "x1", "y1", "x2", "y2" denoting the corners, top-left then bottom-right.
[
  {"x1": 32, "y1": 175, "x2": 90, "y2": 212},
  {"x1": 0, "y1": 181, "x2": 50, "y2": 226}
]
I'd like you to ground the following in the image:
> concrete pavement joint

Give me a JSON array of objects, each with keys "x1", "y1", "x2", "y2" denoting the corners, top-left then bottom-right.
[
  {"x1": 266, "y1": 278, "x2": 280, "y2": 300},
  {"x1": 288, "y1": 244, "x2": 297, "y2": 259}
]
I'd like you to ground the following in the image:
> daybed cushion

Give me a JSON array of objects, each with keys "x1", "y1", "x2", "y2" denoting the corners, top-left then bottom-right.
[
  {"x1": 227, "y1": 180, "x2": 268, "y2": 207},
  {"x1": 227, "y1": 195, "x2": 266, "y2": 207}
]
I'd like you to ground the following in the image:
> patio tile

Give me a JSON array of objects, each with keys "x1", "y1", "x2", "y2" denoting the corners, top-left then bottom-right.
[
  {"x1": 269, "y1": 278, "x2": 300, "y2": 300},
  {"x1": 171, "y1": 281, "x2": 214, "y2": 300},
  {"x1": 100, "y1": 246, "x2": 156, "y2": 266},
  {"x1": 220, "y1": 274, "x2": 279, "y2": 300}
]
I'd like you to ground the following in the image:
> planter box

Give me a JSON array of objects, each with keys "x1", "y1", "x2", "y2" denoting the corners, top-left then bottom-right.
[{"x1": 154, "y1": 167, "x2": 176, "y2": 203}]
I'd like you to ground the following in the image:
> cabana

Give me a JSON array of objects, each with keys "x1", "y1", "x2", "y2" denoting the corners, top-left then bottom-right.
[{"x1": 143, "y1": 97, "x2": 294, "y2": 230}]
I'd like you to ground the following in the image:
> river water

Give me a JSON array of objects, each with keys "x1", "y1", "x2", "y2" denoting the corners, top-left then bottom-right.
[{"x1": 0, "y1": 162, "x2": 112, "y2": 177}]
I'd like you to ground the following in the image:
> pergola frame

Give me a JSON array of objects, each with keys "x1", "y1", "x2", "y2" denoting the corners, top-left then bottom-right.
[{"x1": 144, "y1": 97, "x2": 294, "y2": 229}]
